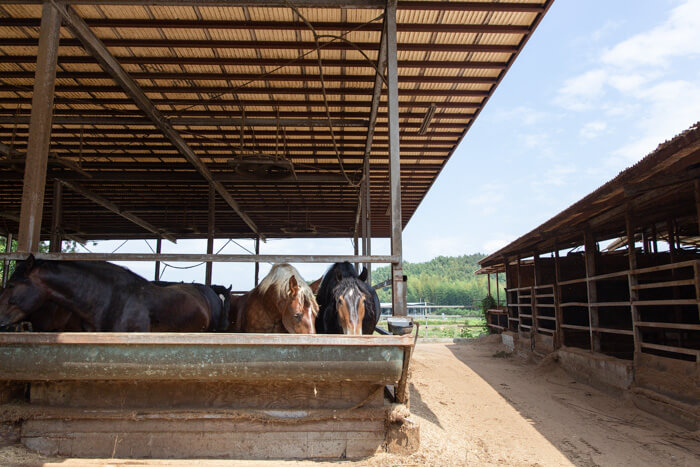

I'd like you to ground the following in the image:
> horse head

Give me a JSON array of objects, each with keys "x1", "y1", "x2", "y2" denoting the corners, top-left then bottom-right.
[
  {"x1": 332, "y1": 272, "x2": 367, "y2": 335},
  {"x1": 0, "y1": 254, "x2": 47, "y2": 327},
  {"x1": 281, "y1": 275, "x2": 318, "y2": 334}
]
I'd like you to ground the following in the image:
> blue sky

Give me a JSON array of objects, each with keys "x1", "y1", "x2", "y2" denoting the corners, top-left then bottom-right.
[{"x1": 86, "y1": 0, "x2": 700, "y2": 288}]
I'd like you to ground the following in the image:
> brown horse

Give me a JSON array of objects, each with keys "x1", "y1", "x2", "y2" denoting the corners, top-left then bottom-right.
[
  {"x1": 0, "y1": 257, "x2": 217, "y2": 332},
  {"x1": 232, "y1": 263, "x2": 318, "y2": 333}
]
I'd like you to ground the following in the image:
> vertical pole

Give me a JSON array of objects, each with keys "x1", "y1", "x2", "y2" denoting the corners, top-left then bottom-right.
[
  {"x1": 533, "y1": 251, "x2": 541, "y2": 349},
  {"x1": 254, "y1": 237, "x2": 260, "y2": 287},
  {"x1": 516, "y1": 256, "x2": 522, "y2": 336},
  {"x1": 584, "y1": 230, "x2": 599, "y2": 353},
  {"x1": 49, "y1": 180, "x2": 62, "y2": 252},
  {"x1": 626, "y1": 210, "x2": 642, "y2": 365},
  {"x1": 496, "y1": 272, "x2": 500, "y2": 307},
  {"x1": 353, "y1": 231, "x2": 359, "y2": 273},
  {"x1": 360, "y1": 186, "x2": 367, "y2": 271},
  {"x1": 386, "y1": 1, "x2": 405, "y2": 317},
  {"x1": 17, "y1": 2, "x2": 61, "y2": 253},
  {"x1": 554, "y1": 246, "x2": 562, "y2": 348},
  {"x1": 695, "y1": 180, "x2": 700, "y2": 229},
  {"x1": 205, "y1": 184, "x2": 215, "y2": 285},
  {"x1": 487, "y1": 273, "x2": 491, "y2": 297},
  {"x1": 154, "y1": 238, "x2": 162, "y2": 281},
  {"x1": 2, "y1": 232, "x2": 13, "y2": 287},
  {"x1": 364, "y1": 157, "x2": 372, "y2": 284}
]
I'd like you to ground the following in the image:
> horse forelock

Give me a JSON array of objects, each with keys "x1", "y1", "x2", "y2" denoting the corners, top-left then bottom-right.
[
  {"x1": 333, "y1": 277, "x2": 364, "y2": 319},
  {"x1": 257, "y1": 263, "x2": 317, "y2": 314}
]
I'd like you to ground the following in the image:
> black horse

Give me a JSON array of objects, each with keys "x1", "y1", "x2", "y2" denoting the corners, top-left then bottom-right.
[
  {"x1": 152, "y1": 281, "x2": 231, "y2": 332},
  {"x1": 315, "y1": 262, "x2": 380, "y2": 335},
  {"x1": 0, "y1": 256, "x2": 217, "y2": 332}
]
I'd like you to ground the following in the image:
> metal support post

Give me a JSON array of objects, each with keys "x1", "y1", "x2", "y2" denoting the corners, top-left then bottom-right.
[
  {"x1": 584, "y1": 230, "x2": 599, "y2": 353},
  {"x1": 254, "y1": 237, "x2": 260, "y2": 286},
  {"x1": 49, "y1": 180, "x2": 62, "y2": 252},
  {"x1": 205, "y1": 184, "x2": 215, "y2": 285},
  {"x1": 154, "y1": 238, "x2": 162, "y2": 281},
  {"x1": 17, "y1": 2, "x2": 61, "y2": 252},
  {"x1": 2, "y1": 232, "x2": 12, "y2": 287},
  {"x1": 386, "y1": 1, "x2": 405, "y2": 317},
  {"x1": 363, "y1": 157, "x2": 372, "y2": 284}
]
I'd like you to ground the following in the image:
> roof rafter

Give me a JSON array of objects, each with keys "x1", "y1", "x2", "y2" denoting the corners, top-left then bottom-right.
[{"x1": 50, "y1": 1, "x2": 264, "y2": 239}]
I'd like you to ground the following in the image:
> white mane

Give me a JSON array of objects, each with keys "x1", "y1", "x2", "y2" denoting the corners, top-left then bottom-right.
[{"x1": 256, "y1": 263, "x2": 315, "y2": 304}]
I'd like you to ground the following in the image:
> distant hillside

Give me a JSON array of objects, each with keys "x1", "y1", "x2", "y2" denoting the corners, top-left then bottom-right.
[{"x1": 371, "y1": 254, "x2": 499, "y2": 307}]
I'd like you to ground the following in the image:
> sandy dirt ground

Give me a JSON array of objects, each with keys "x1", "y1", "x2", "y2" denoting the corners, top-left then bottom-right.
[{"x1": 1, "y1": 335, "x2": 698, "y2": 466}]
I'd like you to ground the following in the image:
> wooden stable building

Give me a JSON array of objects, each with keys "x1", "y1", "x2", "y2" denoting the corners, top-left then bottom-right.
[
  {"x1": 479, "y1": 123, "x2": 700, "y2": 430},
  {"x1": 0, "y1": 0, "x2": 552, "y2": 459}
]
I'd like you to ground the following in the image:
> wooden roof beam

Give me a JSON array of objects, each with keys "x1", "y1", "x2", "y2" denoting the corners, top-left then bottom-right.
[
  {"x1": 1, "y1": 18, "x2": 532, "y2": 34},
  {"x1": 0, "y1": 70, "x2": 499, "y2": 84},
  {"x1": 0, "y1": 210, "x2": 87, "y2": 244},
  {"x1": 57, "y1": 180, "x2": 176, "y2": 243},
  {"x1": 0, "y1": 84, "x2": 491, "y2": 97},
  {"x1": 51, "y1": 2, "x2": 263, "y2": 239},
  {"x1": 0, "y1": 1, "x2": 543, "y2": 11},
  {"x1": 0, "y1": 116, "x2": 368, "y2": 128},
  {"x1": 2, "y1": 37, "x2": 518, "y2": 53}
]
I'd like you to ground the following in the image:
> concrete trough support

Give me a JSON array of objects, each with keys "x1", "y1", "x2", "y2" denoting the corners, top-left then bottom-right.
[{"x1": 0, "y1": 333, "x2": 418, "y2": 459}]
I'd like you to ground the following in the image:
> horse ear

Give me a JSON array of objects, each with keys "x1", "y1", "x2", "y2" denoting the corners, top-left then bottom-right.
[
  {"x1": 309, "y1": 277, "x2": 322, "y2": 294},
  {"x1": 25, "y1": 254, "x2": 35, "y2": 270},
  {"x1": 335, "y1": 269, "x2": 343, "y2": 282},
  {"x1": 359, "y1": 267, "x2": 368, "y2": 282},
  {"x1": 288, "y1": 275, "x2": 299, "y2": 295}
]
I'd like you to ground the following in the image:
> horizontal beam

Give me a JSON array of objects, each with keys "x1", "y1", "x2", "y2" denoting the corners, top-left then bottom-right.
[
  {"x1": 0, "y1": 96, "x2": 479, "y2": 110},
  {"x1": 58, "y1": 179, "x2": 177, "y2": 243},
  {"x1": 0, "y1": 211, "x2": 86, "y2": 244},
  {"x1": 1, "y1": 18, "x2": 531, "y2": 34},
  {"x1": 0, "y1": 252, "x2": 401, "y2": 263},
  {"x1": 0, "y1": 70, "x2": 498, "y2": 84},
  {"x1": 0, "y1": 116, "x2": 369, "y2": 128},
  {"x1": 0, "y1": 85, "x2": 490, "y2": 97},
  {"x1": 1, "y1": 37, "x2": 519, "y2": 53},
  {"x1": 0, "y1": 1, "x2": 544, "y2": 11}
]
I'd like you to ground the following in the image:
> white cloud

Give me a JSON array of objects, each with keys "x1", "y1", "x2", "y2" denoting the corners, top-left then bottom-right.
[
  {"x1": 580, "y1": 120, "x2": 608, "y2": 139},
  {"x1": 555, "y1": 69, "x2": 608, "y2": 110},
  {"x1": 491, "y1": 106, "x2": 550, "y2": 125},
  {"x1": 482, "y1": 235, "x2": 515, "y2": 254},
  {"x1": 601, "y1": 0, "x2": 700, "y2": 68},
  {"x1": 555, "y1": 0, "x2": 700, "y2": 166},
  {"x1": 467, "y1": 183, "x2": 506, "y2": 215}
]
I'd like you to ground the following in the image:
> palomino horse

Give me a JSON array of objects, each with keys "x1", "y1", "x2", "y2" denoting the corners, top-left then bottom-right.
[
  {"x1": 233, "y1": 263, "x2": 318, "y2": 333},
  {"x1": 315, "y1": 262, "x2": 380, "y2": 335},
  {"x1": 0, "y1": 256, "x2": 219, "y2": 332}
]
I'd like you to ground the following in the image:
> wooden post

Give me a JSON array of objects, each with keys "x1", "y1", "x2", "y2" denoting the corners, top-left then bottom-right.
[
  {"x1": 626, "y1": 211, "x2": 642, "y2": 362},
  {"x1": 205, "y1": 184, "x2": 215, "y2": 286},
  {"x1": 17, "y1": 2, "x2": 61, "y2": 253},
  {"x1": 516, "y1": 256, "x2": 522, "y2": 337},
  {"x1": 49, "y1": 180, "x2": 62, "y2": 253},
  {"x1": 487, "y1": 273, "x2": 491, "y2": 297},
  {"x1": 386, "y1": 1, "x2": 405, "y2": 317},
  {"x1": 554, "y1": 246, "x2": 562, "y2": 348},
  {"x1": 154, "y1": 238, "x2": 162, "y2": 281},
  {"x1": 496, "y1": 273, "x2": 500, "y2": 306},
  {"x1": 254, "y1": 237, "x2": 260, "y2": 287},
  {"x1": 364, "y1": 157, "x2": 372, "y2": 285},
  {"x1": 2, "y1": 232, "x2": 12, "y2": 287},
  {"x1": 695, "y1": 180, "x2": 700, "y2": 229},
  {"x1": 584, "y1": 230, "x2": 599, "y2": 353},
  {"x1": 533, "y1": 252, "x2": 541, "y2": 345},
  {"x1": 353, "y1": 225, "x2": 359, "y2": 273}
]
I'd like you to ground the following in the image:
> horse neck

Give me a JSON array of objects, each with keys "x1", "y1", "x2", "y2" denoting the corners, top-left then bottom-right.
[{"x1": 246, "y1": 287, "x2": 286, "y2": 332}]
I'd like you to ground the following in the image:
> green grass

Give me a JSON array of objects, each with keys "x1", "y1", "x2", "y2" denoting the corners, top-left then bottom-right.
[{"x1": 376, "y1": 316, "x2": 488, "y2": 338}]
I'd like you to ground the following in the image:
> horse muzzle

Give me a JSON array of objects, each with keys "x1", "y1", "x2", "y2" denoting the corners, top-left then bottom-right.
[{"x1": 0, "y1": 306, "x2": 26, "y2": 327}]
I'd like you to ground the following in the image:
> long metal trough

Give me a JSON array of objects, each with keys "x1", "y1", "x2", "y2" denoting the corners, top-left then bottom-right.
[{"x1": 0, "y1": 333, "x2": 413, "y2": 383}]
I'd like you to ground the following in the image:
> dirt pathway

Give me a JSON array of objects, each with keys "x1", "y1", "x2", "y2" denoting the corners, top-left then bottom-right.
[{"x1": 1, "y1": 336, "x2": 698, "y2": 466}]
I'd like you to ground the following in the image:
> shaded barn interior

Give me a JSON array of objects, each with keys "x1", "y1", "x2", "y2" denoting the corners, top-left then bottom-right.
[
  {"x1": 0, "y1": 0, "x2": 553, "y2": 459},
  {"x1": 479, "y1": 123, "x2": 700, "y2": 430}
]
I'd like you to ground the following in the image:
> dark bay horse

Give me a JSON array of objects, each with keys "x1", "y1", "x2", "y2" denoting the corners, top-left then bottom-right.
[
  {"x1": 315, "y1": 262, "x2": 380, "y2": 335},
  {"x1": 233, "y1": 263, "x2": 318, "y2": 333},
  {"x1": 0, "y1": 256, "x2": 216, "y2": 332},
  {"x1": 152, "y1": 281, "x2": 231, "y2": 332}
]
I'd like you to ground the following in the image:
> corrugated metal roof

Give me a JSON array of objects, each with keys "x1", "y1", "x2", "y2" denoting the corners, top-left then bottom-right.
[{"x1": 0, "y1": 0, "x2": 551, "y2": 240}]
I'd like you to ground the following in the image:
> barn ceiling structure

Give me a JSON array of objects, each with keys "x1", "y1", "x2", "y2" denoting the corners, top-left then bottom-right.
[{"x1": 0, "y1": 0, "x2": 551, "y2": 243}]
